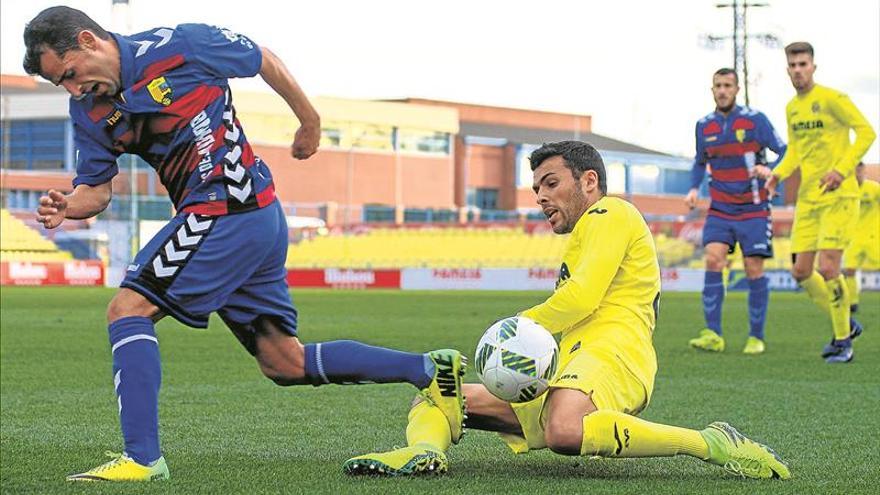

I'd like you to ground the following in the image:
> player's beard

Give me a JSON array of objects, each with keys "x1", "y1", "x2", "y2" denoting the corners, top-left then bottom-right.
[
  {"x1": 717, "y1": 101, "x2": 735, "y2": 114},
  {"x1": 556, "y1": 185, "x2": 589, "y2": 235}
]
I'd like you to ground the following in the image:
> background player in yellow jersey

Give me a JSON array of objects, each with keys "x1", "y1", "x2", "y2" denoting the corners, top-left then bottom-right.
[
  {"x1": 844, "y1": 162, "x2": 880, "y2": 314},
  {"x1": 345, "y1": 141, "x2": 789, "y2": 480},
  {"x1": 766, "y1": 42, "x2": 877, "y2": 363}
]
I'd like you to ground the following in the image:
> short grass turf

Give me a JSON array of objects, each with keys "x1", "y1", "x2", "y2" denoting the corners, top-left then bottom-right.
[{"x1": 1, "y1": 288, "x2": 878, "y2": 494}]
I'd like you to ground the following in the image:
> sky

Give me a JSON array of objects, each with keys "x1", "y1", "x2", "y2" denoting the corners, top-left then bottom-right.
[{"x1": 2, "y1": 0, "x2": 878, "y2": 161}]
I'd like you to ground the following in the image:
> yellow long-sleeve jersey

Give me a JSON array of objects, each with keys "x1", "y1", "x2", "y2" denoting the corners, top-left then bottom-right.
[
  {"x1": 774, "y1": 84, "x2": 876, "y2": 204},
  {"x1": 521, "y1": 196, "x2": 661, "y2": 387},
  {"x1": 854, "y1": 179, "x2": 880, "y2": 244}
]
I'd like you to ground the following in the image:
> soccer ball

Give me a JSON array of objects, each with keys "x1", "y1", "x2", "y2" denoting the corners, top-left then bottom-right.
[{"x1": 474, "y1": 316, "x2": 559, "y2": 403}]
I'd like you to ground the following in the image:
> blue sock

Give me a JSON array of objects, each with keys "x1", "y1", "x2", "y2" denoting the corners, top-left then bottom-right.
[
  {"x1": 702, "y1": 271, "x2": 725, "y2": 335},
  {"x1": 108, "y1": 316, "x2": 162, "y2": 466},
  {"x1": 303, "y1": 340, "x2": 434, "y2": 388},
  {"x1": 748, "y1": 276, "x2": 769, "y2": 340}
]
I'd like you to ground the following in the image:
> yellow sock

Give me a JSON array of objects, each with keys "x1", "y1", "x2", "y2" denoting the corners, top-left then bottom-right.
[
  {"x1": 826, "y1": 275, "x2": 851, "y2": 340},
  {"x1": 406, "y1": 400, "x2": 451, "y2": 452},
  {"x1": 581, "y1": 410, "x2": 709, "y2": 459},
  {"x1": 845, "y1": 274, "x2": 860, "y2": 308},
  {"x1": 799, "y1": 271, "x2": 830, "y2": 314}
]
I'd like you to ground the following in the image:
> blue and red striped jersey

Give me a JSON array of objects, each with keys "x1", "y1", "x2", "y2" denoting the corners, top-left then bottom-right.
[
  {"x1": 690, "y1": 106, "x2": 787, "y2": 219},
  {"x1": 70, "y1": 24, "x2": 275, "y2": 216}
]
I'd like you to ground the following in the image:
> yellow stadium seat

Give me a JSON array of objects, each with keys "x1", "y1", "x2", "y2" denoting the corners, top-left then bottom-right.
[{"x1": 0, "y1": 209, "x2": 74, "y2": 262}]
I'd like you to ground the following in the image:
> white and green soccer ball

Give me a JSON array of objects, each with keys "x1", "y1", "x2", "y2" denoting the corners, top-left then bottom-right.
[{"x1": 474, "y1": 316, "x2": 559, "y2": 403}]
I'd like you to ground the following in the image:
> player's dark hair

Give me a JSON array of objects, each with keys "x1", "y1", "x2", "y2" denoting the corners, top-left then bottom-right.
[
  {"x1": 529, "y1": 141, "x2": 607, "y2": 195},
  {"x1": 23, "y1": 6, "x2": 110, "y2": 75},
  {"x1": 713, "y1": 67, "x2": 738, "y2": 84},
  {"x1": 784, "y1": 41, "x2": 814, "y2": 59}
]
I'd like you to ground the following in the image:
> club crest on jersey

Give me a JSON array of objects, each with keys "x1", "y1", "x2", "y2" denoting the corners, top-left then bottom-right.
[
  {"x1": 811, "y1": 102, "x2": 821, "y2": 113},
  {"x1": 735, "y1": 128, "x2": 746, "y2": 143},
  {"x1": 147, "y1": 77, "x2": 173, "y2": 106}
]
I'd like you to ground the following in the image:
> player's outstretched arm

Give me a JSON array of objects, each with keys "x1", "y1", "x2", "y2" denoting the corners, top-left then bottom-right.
[
  {"x1": 36, "y1": 182, "x2": 112, "y2": 229},
  {"x1": 258, "y1": 46, "x2": 320, "y2": 160}
]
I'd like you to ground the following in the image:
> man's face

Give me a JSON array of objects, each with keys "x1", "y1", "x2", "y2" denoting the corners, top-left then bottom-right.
[
  {"x1": 711, "y1": 73, "x2": 738, "y2": 111},
  {"x1": 786, "y1": 52, "x2": 815, "y2": 91},
  {"x1": 532, "y1": 155, "x2": 590, "y2": 234},
  {"x1": 38, "y1": 31, "x2": 120, "y2": 100}
]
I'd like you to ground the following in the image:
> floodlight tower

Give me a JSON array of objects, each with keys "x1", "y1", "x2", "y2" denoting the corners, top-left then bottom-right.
[
  {"x1": 111, "y1": 0, "x2": 139, "y2": 258},
  {"x1": 703, "y1": 0, "x2": 780, "y2": 106}
]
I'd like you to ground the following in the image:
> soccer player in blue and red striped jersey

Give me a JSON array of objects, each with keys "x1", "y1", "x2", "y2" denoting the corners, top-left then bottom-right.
[
  {"x1": 25, "y1": 6, "x2": 465, "y2": 481},
  {"x1": 685, "y1": 68, "x2": 786, "y2": 355}
]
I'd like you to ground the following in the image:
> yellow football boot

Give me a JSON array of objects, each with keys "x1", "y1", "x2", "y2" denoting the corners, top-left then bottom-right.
[
  {"x1": 742, "y1": 336, "x2": 765, "y2": 355},
  {"x1": 66, "y1": 452, "x2": 169, "y2": 482},
  {"x1": 344, "y1": 445, "x2": 447, "y2": 476},
  {"x1": 689, "y1": 329, "x2": 725, "y2": 352},
  {"x1": 701, "y1": 422, "x2": 790, "y2": 480}
]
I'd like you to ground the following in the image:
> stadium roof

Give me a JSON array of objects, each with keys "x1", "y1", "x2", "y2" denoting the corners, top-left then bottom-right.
[{"x1": 460, "y1": 122, "x2": 675, "y2": 156}]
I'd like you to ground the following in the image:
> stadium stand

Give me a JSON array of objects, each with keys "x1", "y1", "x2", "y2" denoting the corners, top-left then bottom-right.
[
  {"x1": 286, "y1": 227, "x2": 569, "y2": 269},
  {"x1": 0, "y1": 208, "x2": 73, "y2": 262}
]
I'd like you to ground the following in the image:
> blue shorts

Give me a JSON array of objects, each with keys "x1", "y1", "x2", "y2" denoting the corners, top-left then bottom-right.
[
  {"x1": 702, "y1": 213, "x2": 773, "y2": 258},
  {"x1": 122, "y1": 200, "x2": 298, "y2": 333}
]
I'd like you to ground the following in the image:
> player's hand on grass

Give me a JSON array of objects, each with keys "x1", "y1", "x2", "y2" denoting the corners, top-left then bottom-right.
[
  {"x1": 684, "y1": 188, "x2": 699, "y2": 209},
  {"x1": 36, "y1": 189, "x2": 67, "y2": 229},
  {"x1": 819, "y1": 169, "x2": 844, "y2": 193},
  {"x1": 752, "y1": 164, "x2": 773, "y2": 180},
  {"x1": 291, "y1": 123, "x2": 320, "y2": 160}
]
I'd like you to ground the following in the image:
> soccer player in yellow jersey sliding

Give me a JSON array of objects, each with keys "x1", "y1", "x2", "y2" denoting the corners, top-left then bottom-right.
[
  {"x1": 345, "y1": 141, "x2": 790, "y2": 480},
  {"x1": 766, "y1": 42, "x2": 876, "y2": 363},
  {"x1": 843, "y1": 163, "x2": 880, "y2": 314}
]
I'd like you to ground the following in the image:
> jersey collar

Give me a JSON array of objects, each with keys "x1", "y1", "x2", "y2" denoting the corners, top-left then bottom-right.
[
  {"x1": 714, "y1": 104, "x2": 743, "y2": 120},
  {"x1": 111, "y1": 32, "x2": 137, "y2": 92}
]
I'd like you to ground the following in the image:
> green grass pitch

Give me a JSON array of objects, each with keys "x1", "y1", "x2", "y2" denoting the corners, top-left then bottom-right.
[{"x1": 1, "y1": 288, "x2": 878, "y2": 494}]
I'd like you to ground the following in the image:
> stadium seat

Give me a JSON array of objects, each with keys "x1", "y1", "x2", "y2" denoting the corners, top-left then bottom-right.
[
  {"x1": 0, "y1": 208, "x2": 73, "y2": 262},
  {"x1": 286, "y1": 227, "x2": 568, "y2": 269}
]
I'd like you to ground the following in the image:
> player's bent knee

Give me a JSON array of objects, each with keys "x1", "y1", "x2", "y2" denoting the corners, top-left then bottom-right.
[
  {"x1": 817, "y1": 265, "x2": 840, "y2": 280},
  {"x1": 106, "y1": 288, "x2": 160, "y2": 323},
  {"x1": 790, "y1": 265, "x2": 811, "y2": 282},
  {"x1": 252, "y1": 317, "x2": 308, "y2": 386},
  {"x1": 543, "y1": 416, "x2": 583, "y2": 455}
]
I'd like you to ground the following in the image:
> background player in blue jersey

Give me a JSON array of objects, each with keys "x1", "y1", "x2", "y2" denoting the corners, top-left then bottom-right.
[
  {"x1": 25, "y1": 6, "x2": 465, "y2": 482},
  {"x1": 685, "y1": 68, "x2": 786, "y2": 355}
]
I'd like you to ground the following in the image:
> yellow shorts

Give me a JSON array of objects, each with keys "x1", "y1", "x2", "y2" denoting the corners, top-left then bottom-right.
[
  {"x1": 791, "y1": 198, "x2": 858, "y2": 253},
  {"x1": 499, "y1": 342, "x2": 654, "y2": 453},
  {"x1": 844, "y1": 235, "x2": 880, "y2": 270}
]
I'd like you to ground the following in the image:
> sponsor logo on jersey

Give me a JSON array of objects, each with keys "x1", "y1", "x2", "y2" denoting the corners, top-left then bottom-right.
[
  {"x1": 147, "y1": 77, "x2": 172, "y2": 106},
  {"x1": 106, "y1": 109, "x2": 123, "y2": 128},
  {"x1": 705, "y1": 135, "x2": 718, "y2": 142},
  {"x1": 792, "y1": 120, "x2": 824, "y2": 131},
  {"x1": 190, "y1": 111, "x2": 216, "y2": 180},
  {"x1": 556, "y1": 262, "x2": 571, "y2": 289}
]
